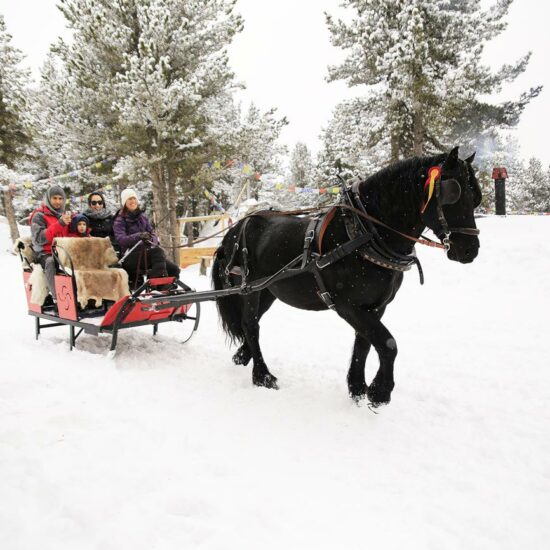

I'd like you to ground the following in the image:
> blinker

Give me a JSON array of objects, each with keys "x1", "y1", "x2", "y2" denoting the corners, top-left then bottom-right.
[{"x1": 420, "y1": 166, "x2": 462, "y2": 212}]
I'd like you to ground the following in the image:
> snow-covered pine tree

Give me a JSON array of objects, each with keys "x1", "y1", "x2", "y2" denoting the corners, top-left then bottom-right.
[
  {"x1": 237, "y1": 104, "x2": 287, "y2": 174},
  {"x1": 0, "y1": 15, "x2": 34, "y2": 241},
  {"x1": 326, "y1": 0, "x2": 541, "y2": 161},
  {"x1": 226, "y1": 103, "x2": 287, "y2": 206},
  {"x1": 289, "y1": 142, "x2": 314, "y2": 187},
  {"x1": 516, "y1": 157, "x2": 550, "y2": 213},
  {"x1": 46, "y1": 0, "x2": 244, "y2": 259},
  {"x1": 22, "y1": 55, "x2": 114, "y2": 216},
  {"x1": 505, "y1": 158, "x2": 527, "y2": 213},
  {"x1": 317, "y1": 96, "x2": 390, "y2": 178},
  {"x1": 32, "y1": 56, "x2": 96, "y2": 179}
]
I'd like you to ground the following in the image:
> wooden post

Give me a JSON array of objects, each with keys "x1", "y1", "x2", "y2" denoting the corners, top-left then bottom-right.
[{"x1": 2, "y1": 187, "x2": 20, "y2": 243}]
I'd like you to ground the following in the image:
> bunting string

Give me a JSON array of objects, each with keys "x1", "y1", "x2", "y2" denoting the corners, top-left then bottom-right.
[
  {"x1": 1, "y1": 157, "x2": 117, "y2": 208},
  {"x1": 206, "y1": 159, "x2": 340, "y2": 195},
  {"x1": 1, "y1": 157, "x2": 117, "y2": 192}
]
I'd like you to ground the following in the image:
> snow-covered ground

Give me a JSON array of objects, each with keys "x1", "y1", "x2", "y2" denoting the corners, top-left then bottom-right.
[{"x1": 1, "y1": 215, "x2": 549, "y2": 549}]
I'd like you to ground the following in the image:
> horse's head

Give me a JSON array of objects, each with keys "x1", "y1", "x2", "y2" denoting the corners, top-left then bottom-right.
[{"x1": 420, "y1": 146, "x2": 481, "y2": 264}]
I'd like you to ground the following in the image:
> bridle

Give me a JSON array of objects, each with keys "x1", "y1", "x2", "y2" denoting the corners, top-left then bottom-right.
[{"x1": 421, "y1": 164, "x2": 480, "y2": 250}]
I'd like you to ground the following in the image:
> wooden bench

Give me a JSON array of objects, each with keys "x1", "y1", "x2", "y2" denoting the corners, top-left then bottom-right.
[{"x1": 179, "y1": 246, "x2": 218, "y2": 270}]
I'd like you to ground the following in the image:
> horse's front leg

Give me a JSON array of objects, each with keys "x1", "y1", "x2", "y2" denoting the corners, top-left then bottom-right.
[
  {"x1": 366, "y1": 326, "x2": 397, "y2": 407},
  {"x1": 340, "y1": 306, "x2": 396, "y2": 406},
  {"x1": 241, "y1": 293, "x2": 279, "y2": 390},
  {"x1": 347, "y1": 332, "x2": 371, "y2": 402}
]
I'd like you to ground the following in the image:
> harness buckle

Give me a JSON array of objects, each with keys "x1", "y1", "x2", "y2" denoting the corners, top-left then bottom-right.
[
  {"x1": 225, "y1": 242, "x2": 240, "y2": 276},
  {"x1": 318, "y1": 291, "x2": 336, "y2": 310},
  {"x1": 443, "y1": 233, "x2": 451, "y2": 251},
  {"x1": 304, "y1": 229, "x2": 315, "y2": 246}
]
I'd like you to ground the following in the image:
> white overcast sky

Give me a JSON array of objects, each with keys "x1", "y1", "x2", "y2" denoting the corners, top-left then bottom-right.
[{"x1": 1, "y1": 0, "x2": 549, "y2": 164}]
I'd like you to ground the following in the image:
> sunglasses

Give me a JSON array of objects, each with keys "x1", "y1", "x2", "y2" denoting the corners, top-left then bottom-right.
[{"x1": 90, "y1": 200, "x2": 104, "y2": 206}]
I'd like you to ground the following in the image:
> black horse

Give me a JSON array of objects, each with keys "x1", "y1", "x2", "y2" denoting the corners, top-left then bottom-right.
[{"x1": 212, "y1": 147, "x2": 481, "y2": 406}]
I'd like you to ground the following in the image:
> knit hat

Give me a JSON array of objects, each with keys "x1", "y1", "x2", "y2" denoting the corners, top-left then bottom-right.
[
  {"x1": 87, "y1": 190, "x2": 107, "y2": 207},
  {"x1": 121, "y1": 188, "x2": 138, "y2": 207},
  {"x1": 70, "y1": 213, "x2": 90, "y2": 234},
  {"x1": 44, "y1": 185, "x2": 66, "y2": 215}
]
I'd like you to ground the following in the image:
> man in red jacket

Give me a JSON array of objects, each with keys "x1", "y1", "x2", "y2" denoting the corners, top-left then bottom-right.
[{"x1": 30, "y1": 185, "x2": 71, "y2": 303}]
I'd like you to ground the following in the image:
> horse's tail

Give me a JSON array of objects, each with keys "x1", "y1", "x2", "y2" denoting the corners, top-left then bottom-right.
[{"x1": 212, "y1": 233, "x2": 245, "y2": 346}]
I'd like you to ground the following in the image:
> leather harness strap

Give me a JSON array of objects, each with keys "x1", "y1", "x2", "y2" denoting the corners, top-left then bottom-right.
[
  {"x1": 316, "y1": 206, "x2": 338, "y2": 254},
  {"x1": 301, "y1": 216, "x2": 320, "y2": 270}
]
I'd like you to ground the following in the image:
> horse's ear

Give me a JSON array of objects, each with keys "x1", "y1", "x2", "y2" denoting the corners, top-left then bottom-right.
[
  {"x1": 444, "y1": 146, "x2": 459, "y2": 168},
  {"x1": 465, "y1": 152, "x2": 476, "y2": 164}
]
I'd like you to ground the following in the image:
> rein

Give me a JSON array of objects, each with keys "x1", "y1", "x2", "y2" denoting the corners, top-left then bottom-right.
[
  {"x1": 338, "y1": 203, "x2": 447, "y2": 250},
  {"x1": 158, "y1": 204, "x2": 449, "y2": 252},
  {"x1": 158, "y1": 167, "x2": 479, "y2": 257},
  {"x1": 156, "y1": 207, "x2": 329, "y2": 250}
]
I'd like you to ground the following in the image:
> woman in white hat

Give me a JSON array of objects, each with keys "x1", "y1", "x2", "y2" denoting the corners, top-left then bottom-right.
[{"x1": 113, "y1": 188, "x2": 180, "y2": 285}]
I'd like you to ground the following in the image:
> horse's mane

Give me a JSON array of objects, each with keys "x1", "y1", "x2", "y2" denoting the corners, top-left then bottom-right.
[{"x1": 360, "y1": 153, "x2": 447, "y2": 216}]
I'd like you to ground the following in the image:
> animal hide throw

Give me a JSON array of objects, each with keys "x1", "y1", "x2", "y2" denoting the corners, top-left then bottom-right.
[
  {"x1": 28, "y1": 263, "x2": 49, "y2": 306},
  {"x1": 54, "y1": 237, "x2": 129, "y2": 307},
  {"x1": 13, "y1": 236, "x2": 34, "y2": 267}
]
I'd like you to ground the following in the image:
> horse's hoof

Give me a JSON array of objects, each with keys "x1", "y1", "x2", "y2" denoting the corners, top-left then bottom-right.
[
  {"x1": 367, "y1": 383, "x2": 391, "y2": 407},
  {"x1": 253, "y1": 373, "x2": 279, "y2": 390},
  {"x1": 232, "y1": 347, "x2": 251, "y2": 366},
  {"x1": 351, "y1": 393, "x2": 367, "y2": 407},
  {"x1": 348, "y1": 382, "x2": 368, "y2": 402}
]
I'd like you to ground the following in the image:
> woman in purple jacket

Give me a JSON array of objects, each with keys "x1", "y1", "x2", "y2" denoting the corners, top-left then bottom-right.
[{"x1": 113, "y1": 189, "x2": 180, "y2": 284}]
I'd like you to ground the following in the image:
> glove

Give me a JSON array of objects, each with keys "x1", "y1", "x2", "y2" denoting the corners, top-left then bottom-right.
[{"x1": 139, "y1": 232, "x2": 151, "y2": 242}]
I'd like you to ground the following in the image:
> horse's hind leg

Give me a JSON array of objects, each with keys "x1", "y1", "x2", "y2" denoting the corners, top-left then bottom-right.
[
  {"x1": 233, "y1": 290, "x2": 276, "y2": 366},
  {"x1": 240, "y1": 292, "x2": 279, "y2": 390},
  {"x1": 232, "y1": 344, "x2": 252, "y2": 366}
]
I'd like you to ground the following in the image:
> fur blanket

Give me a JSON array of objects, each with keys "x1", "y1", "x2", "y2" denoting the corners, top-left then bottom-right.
[
  {"x1": 13, "y1": 236, "x2": 34, "y2": 267},
  {"x1": 28, "y1": 263, "x2": 49, "y2": 306},
  {"x1": 73, "y1": 268, "x2": 129, "y2": 308},
  {"x1": 13, "y1": 237, "x2": 48, "y2": 305},
  {"x1": 54, "y1": 237, "x2": 129, "y2": 307},
  {"x1": 55, "y1": 237, "x2": 118, "y2": 270}
]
